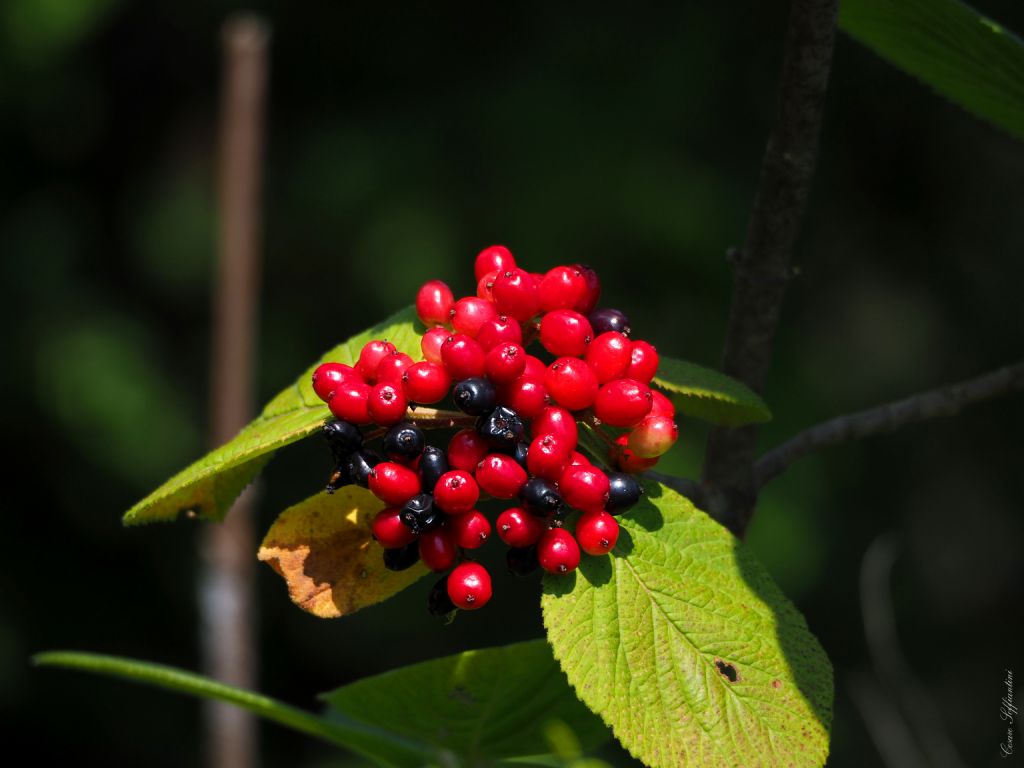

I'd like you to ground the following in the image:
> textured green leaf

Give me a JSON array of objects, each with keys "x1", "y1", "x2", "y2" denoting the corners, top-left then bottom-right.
[
  {"x1": 123, "y1": 306, "x2": 421, "y2": 525},
  {"x1": 33, "y1": 651, "x2": 434, "y2": 767},
  {"x1": 321, "y1": 640, "x2": 609, "y2": 762},
  {"x1": 653, "y1": 356, "x2": 771, "y2": 426},
  {"x1": 541, "y1": 484, "x2": 832, "y2": 768},
  {"x1": 841, "y1": 0, "x2": 1024, "y2": 141}
]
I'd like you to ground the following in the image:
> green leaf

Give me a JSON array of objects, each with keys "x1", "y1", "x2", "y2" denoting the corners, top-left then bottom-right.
[
  {"x1": 123, "y1": 306, "x2": 421, "y2": 526},
  {"x1": 652, "y1": 356, "x2": 771, "y2": 426},
  {"x1": 840, "y1": 0, "x2": 1024, "y2": 141},
  {"x1": 32, "y1": 651, "x2": 434, "y2": 767},
  {"x1": 541, "y1": 484, "x2": 833, "y2": 768},
  {"x1": 321, "y1": 640, "x2": 609, "y2": 762}
]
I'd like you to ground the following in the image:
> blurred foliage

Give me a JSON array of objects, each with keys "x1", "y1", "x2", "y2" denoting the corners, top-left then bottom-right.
[{"x1": 3, "y1": 1, "x2": 1023, "y2": 767}]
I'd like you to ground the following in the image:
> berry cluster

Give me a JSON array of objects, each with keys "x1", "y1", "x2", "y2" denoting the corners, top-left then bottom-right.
[{"x1": 311, "y1": 245, "x2": 679, "y2": 616}]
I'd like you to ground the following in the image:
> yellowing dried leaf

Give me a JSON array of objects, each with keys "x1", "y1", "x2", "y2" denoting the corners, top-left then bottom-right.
[{"x1": 258, "y1": 485, "x2": 426, "y2": 618}]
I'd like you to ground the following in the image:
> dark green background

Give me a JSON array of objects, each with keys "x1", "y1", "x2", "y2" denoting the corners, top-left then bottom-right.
[{"x1": 3, "y1": 1, "x2": 1022, "y2": 765}]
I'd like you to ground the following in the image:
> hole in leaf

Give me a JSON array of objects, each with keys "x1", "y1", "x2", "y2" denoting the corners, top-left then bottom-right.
[{"x1": 714, "y1": 658, "x2": 738, "y2": 683}]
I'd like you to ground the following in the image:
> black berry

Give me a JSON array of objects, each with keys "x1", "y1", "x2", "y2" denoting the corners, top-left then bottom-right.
[
  {"x1": 588, "y1": 308, "x2": 631, "y2": 336},
  {"x1": 400, "y1": 493, "x2": 442, "y2": 533},
  {"x1": 382, "y1": 422, "x2": 425, "y2": 462},
  {"x1": 418, "y1": 445, "x2": 449, "y2": 492},
  {"x1": 478, "y1": 406, "x2": 525, "y2": 450},
  {"x1": 519, "y1": 477, "x2": 564, "y2": 516},
  {"x1": 606, "y1": 472, "x2": 643, "y2": 514},
  {"x1": 382, "y1": 542, "x2": 420, "y2": 571},
  {"x1": 347, "y1": 449, "x2": 383, "y2": 488},
  {"x1": 453, "y1": 377, "x2": 497, "y2": 416},
  {"x1": 506, "y1": 545, "x2": 540, "y2": 576},
  {"x1": 508, "y1": 440, "x2": 530, "y2": 470},
  {"x1": 427, "y1": 575, "x2": 457, "y2": 617},
  {"x1": 323, "y1": 419, "x2": 363, "y2": 460}
]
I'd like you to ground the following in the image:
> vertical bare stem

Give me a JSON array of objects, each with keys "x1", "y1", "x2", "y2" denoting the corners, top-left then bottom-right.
[
  {"x1": 701, "y1": 0, "x2": 838, "y2": 537},
  {"x1": 201, "y1": 14, "x2": 269, "y2": 768}
]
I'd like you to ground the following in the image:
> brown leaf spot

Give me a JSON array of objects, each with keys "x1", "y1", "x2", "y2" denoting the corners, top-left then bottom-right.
[
  {"x1": 714, "y1": 658, "x2": 739, "y2": 683},
  {"x1": 772, "y1": 678, "x2": 782, "y2": 689}
]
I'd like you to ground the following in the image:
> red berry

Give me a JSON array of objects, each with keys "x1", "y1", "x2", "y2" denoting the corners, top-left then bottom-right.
[
  {"x1": 434, "y1": 469, "x2": 480, "y2": 514},
  {"x1": 492, "y1": 268, "x2": 539, "y2": 321},
  {"x1": 559, "y1": 465, "x2": 610, "y2": 511},
  {"x1": 475, "y1": 454, "x2": 529, "y2": 499},
  {"x1": 575, "y1": 510, "x2": 619, "y2": 555},
  {"x1": 476, "y1": 269, "x2": 499, "y2": 301},
  {"x1": 419, "y1": 528, "x2": 457, "y2": 572},
  {"x1": 447, "y1": 510, "x2": 491, "y2": 549},
  {"x1": 568, "y1": 450, "x2": 591, "y2": 467},
  {"x1": 485, "y1": 342, "x2": 527, "y2": 383},
  {"x1": 476, "y1": 315, "x2": 523, "y2": 351},
  {"x1": 537, "y1": 528, "x2": 581, "y2": 574},
  {"x1": 371, "y1": 507, "x2": 416, "y2": 548},
  {"x1": 612, "y1": 434, "x2": 658, "y2": 472},
  {"x1": 537, "y1": 265, "x2": 587, "y2": 312},
  {"x1": 626, "y1": 340, "x2": 659, "y2": 383},
  {"x1": 474, "y1": 245, "x2": 515, "y2": 282},
  {"x1": 416, "y1": 280, "x2": 455, "y2": 326},
  {"x1": 328, "y1": 379, "x2": 373, "y2": 424},
  {"x1": 585, "y1": 332, "x2": 631, "y2": 384},
  {"x1": 539, "y1": 310, "x2": 593, "y2": 357},
  {"x1": 421, "y1": 327, "x2": 449, "y2": 365},
  {"x1": 356, "y1": 340, "x2": 397, "y2": 383},
  {"x1": 522, "y1": 355, "x2": 548, "y2": 381},
  {"x1": 450, "y1": 296, "x2": 498, "y2": 338},
  {"x1": 312, "y1": 362, "x2": 356, "y2": 403},
  {"x1": 627, "y1": 415, "x2": 678, "y2": 458},
  {"x1": 496, "y1": 507, "x2": 545, "y2": 547},
  {"x1": 441, "y1": 334, "x2": 486, "y2": 380},
  {"x1": 402, "y1": 361, "x2": 451, "y2": 404},
  {"x1": 594, "y1": 378, "x2": 653, "y2": 427},
  {"x1": 544, "y1": 357, "x2": 598, "y2": 411},
  {"x1": 447, "y1": 562, "x2": 492, "y2": 610},
  {"x1": 571, "y1": 264, "x2": 601, "y2": 315},
  {"x1": 497, "y1": 376, "x2": 548, "y2": 419},
  {"x1": 650, "y1": 389, "x2": 676, "y2": 418},
  {"x1": 527, "y1": 434, "x2": 572, "y2": 482},
  {"x1": 376, "y1": 352, "x2": 414, "y2": 383},
  {"x1": 368, "y1": 381, "x2": 408, "y2": 426},
  {"x1": 531, "y1": 406, "x2": 578, "y2": 446},
  {"x1": 368, "y1": 462, "x2": 421, "y2": 505},
  {"x1": 447, "y1": 429, "x2": 489, "y2": 472}
]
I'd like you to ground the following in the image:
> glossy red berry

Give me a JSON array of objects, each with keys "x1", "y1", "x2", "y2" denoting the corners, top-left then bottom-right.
[
  {"x1": 368, "y1": 462, "x2": 421, "y2": 505},
  {"x1": 447, "y1": 510, "x2": 491, "y2": 549},
  {"x1": 626, "y1": 340, "x2": 659, "y2": 383},
  {"x1": 356, "y1": 340, "x2": 397, "y2": 383},
  {"x1": 328, "y1": 379, "x2": 373, "y2": 424},
  {"x1": 421, "y1": 327, "x2": 449, "y2": 365},
  {"x1": 419, "y1": 528, "x2": 458, "y2": 572},
  {"x1": 476, "y1": 269, "x2": 499, "y2": 301},
  {"x1": 627, "y1": 415, "x2": 679, "y2": 458},
  {"x1": 649, "y1": 389, "x2": 676, "y2": 418},
  {"x1": 537, "y1": 266, "x2": 587, "y2": 312},
  {"x1": 559, "y1": 465, "x2": 610, "y2": 512},
  {"x1": 572, "y1": 264, "x2": 601, "y2": 315},
  {"x1": 441, "y1": 334, "x2": 486, "y2": 380},
  {"x1": 433, "y1": 469, "x2": 480, "y2": 514},
  {"x1": 568, "y1": 450, "x2": 591, "y2": 467},
  {"x1": 475, "y1": 454, "x2": 529, "y2": 499},
  {"x1": 497, "y1": 376, "x2": 547, "y2": 419},
  {"x1": 447, "y1": 429, "x2": 489, "y2": 472},
  {"x1": 531, "y1": 406, "x2": 578, "y2": 446},
  {"x1": 368, "y1": 382, "x2": 408, "y2": 426},
  {"x1": 585, "y1": 332, "x2": 632, "y2": 384},
  {"x1": 522, "y1": 355, "x2": 547, "y2": 381},
  {"x1": 474, "y1": 245, "x2": 515, "y2": 282},
  {"x1": 485, "y1": 342, "x2": 527, "y2": 383},
  {"x1": 476, "y1": 315, "x2": 523, "y2": 351},
  {"x1": 496, "y1": 507, "x2": 545, "y2": 547},
  {"x1": 402, "y1": 361, "x2": 451, "y2": 404},
  {"x1": 537, "y1": 528, "x2": 581, "y2": 575},
  {"x1": 539, "y1": 310, "x2": 593, "y2": 357},
  {"x1": 450, "y1": 296, "x2": 498, "y2": 338},
  {"x1": 447, "y1": 562, "x2": 492, "y2": 610},
  {"x1": 375, "y1": 351, "x2": 414, "y2": 383},
  {"x1": 312, "y1": 362, "x2": 356, "y2": 402},
  {"x1": 416, "y1": 280, "x2": 455, "y2": 326},
  {"x1": 594, "y1": 378, "x2": 653, "y2": 427},
  {"x1": 575, "y1": 510, "x2": 619, "y2": 555},
  {"x1": 544, "y1": 357, "x2": 598, "y2": 411},
  {"x1": 371, "y1": 507, "x2": 417, "y2": 549},
  {"x1": 492, "y1": 268, "x2": 539, "y2": 321},
  {"x1": 612, "y1": 434, "x2": 658, "y2": 472},
  {"x1": 526, "y1": 434, "x2": 572, "y2": 482}
]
